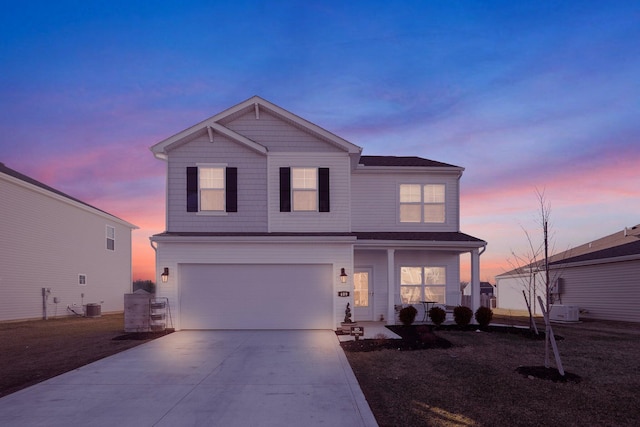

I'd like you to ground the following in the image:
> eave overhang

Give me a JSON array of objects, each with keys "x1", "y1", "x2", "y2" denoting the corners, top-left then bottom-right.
[{"x1": 150, "y1": 96, "x2": 363, "y2": 161}]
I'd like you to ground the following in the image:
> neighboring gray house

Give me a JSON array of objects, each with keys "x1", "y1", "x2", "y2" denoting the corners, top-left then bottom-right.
[
  {"x1": 0, "y1": 162, "x2": 138, "y2": 322},
  {"x1": 150, "y1": 96, "x2": 486, "y2": 330},
  {"x1": 495, "y1": 225, "x2": 640, "y2": 322}
]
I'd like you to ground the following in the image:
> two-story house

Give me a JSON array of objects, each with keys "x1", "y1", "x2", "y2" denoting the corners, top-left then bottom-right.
[
  {"x1": 0, "y1": 162, "x2": 137, "y2": 322},
  {"x1": 150, "y1": 96, "x2": 486, "y2": 330}
]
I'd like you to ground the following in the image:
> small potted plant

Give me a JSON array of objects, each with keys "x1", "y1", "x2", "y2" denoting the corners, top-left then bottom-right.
[{"x1": 340, "y1": 302, "x2": 358, "y2": 333}]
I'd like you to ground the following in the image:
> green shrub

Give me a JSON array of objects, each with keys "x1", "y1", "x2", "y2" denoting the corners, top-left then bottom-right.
[
  {"x1": 475, "y1": 306, "x2": 494, "y2": 328},
  {"x1": 453, "y1": 306, "x2": 473, "y2": 326},
  {"x1": 428, "y1": 306, "x2": 446, "y2": 325},
  {"x1": 399, "y1": 305, "x2": 417, "y2": 325}
]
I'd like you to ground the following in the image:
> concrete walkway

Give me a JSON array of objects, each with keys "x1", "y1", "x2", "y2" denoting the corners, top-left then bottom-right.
[{"x1": 0, "y1": 330, "x2": 378, "y2": 427}]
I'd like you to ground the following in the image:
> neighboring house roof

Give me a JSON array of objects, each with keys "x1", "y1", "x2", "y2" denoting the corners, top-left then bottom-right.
[
  {"x1": 359, "y1": 155, "x2": 461, "y2": 169},
  {"x1": 0, "y1": 162, "x2": 138, "y2": 229},
  {"x1": 497, "y1": 224, "x2": 640, "y2": 277},
  {"x1": 550, "y1": 239, "x2": 640, "y2": 266},
  {"x1": 150, "y1": 95, "x2": 363, "y2": 160}
]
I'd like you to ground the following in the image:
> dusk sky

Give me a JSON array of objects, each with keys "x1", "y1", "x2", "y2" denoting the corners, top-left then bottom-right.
[{"x1": 1, "y1": 1, "x2": 638, "y2": 282}]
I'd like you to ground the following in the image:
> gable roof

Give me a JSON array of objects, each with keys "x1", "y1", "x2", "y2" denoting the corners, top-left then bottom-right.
[
  {"x1": 550, "y1": 239, "x2": 640, "y2": 266},
  {"x1": 0, "y1": 162, "x2": 138, "y2": 229},
  {"x1": 359, "y1": 155, "x2": 461, "y2": 169},
  {"x1": 497, "y1": 224, "x2": 640, "y2": 277},
  {"x1": 150, "y1": 96, "x2": 363, "y2": 160}
]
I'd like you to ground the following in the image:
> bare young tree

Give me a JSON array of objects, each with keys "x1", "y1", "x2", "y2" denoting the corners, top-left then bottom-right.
[{"x1": 506, "y1": 188, "x2": 564, "y2": 374}]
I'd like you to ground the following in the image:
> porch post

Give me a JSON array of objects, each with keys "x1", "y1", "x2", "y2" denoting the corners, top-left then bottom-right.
[
  {"x1": 471, "y1": 248, "x2": 480, "y2": 314},
  {"x1": 387, "y1": 249, "x2": 395, "y2": 325}
]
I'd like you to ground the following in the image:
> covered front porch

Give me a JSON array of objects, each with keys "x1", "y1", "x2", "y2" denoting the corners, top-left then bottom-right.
[{"x1": 351, "y1": 232, "x2": 486, "y2": 325}]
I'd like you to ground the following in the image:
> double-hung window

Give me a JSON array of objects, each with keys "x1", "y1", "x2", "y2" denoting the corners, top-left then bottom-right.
[
  {"x1": 292, "y1": 168, "x2": 318, "y2": 211},
  {"x1": 186, "y1": 165, "x2": 237, "y2": 213},
  {"x1": 199, "y1": 167, "x2": 225, "y2": 211},
  {"x1": 400, "y1": 266, "x2": 447, "y2": 304},
  {"x1": 279, "y1": 167, "x2": 330, "y2": 212},
  {"x1": 399, "y1": 184, "x2": 445, "y2": 223},
  {"x1": 106, "y1": 226, "x2": 115, "y2": 251}
]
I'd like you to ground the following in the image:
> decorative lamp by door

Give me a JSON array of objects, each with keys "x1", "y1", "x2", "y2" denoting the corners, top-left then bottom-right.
[
  {"x1": 340, "y1": 268, "x2": 348, "y2": 283},
  {"x1": 161, "y1": 267, "x2": 169, "y2": 283}
]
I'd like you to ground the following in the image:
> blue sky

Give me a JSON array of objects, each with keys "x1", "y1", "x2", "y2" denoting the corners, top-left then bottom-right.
[{"x1": 1, "y1": 1, "x2": 638, "y2": 280}]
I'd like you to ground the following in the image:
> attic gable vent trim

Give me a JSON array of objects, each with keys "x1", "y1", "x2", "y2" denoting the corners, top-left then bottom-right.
[
  {"x1": 207, "y1": 126, "x2": 214, "y2": 143},
  {"x1": 255, "y1": 103, "x2": 260, "y2": 120}
]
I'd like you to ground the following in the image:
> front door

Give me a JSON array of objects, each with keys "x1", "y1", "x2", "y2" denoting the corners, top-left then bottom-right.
[{"x1": 354, "y1": 268, "x2": 374, "y2": 321}]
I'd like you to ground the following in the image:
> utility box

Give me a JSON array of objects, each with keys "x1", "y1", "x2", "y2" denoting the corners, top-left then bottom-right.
[
  {"x1": 124, "y1": 292, "x2": 152, "y2": 332},
  {"x1": 549, "y1": 304, "x2": 579, "y2": 322},
  {"x1": 85, "y1": 303, "x2": 101, "y2": 318}
]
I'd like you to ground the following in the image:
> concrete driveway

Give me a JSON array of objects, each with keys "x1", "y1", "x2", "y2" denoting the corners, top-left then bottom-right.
[{"x1": 0, "y1": 330, "x2": 378, "y2": 426}]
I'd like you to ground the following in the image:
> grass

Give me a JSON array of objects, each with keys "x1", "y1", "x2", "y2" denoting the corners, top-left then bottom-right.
[
  {"x1": 0, "y1": 313, "x2": 166, "y2": 398},
  {"x1": 344, "y1": 318, "x2": 640, "y2": 426},
  {"x1": 2, "y1": 313, "x2": 639, "y2": 426}
]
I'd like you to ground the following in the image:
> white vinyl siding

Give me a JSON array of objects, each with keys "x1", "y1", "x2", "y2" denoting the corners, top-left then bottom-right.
[
  {"x1": 352, "y1": 250, "x2": 461, "y2": 320},
  {"x1": 550, "y1": 259, "x2": 640, "y2": 323},
  {"x1": 399, "y1": 184, "x2": 445, "y2": 223},
  {"x1": 153, "y1": 239, "x2": 353, "y2": 330},
  {"x1": 0, "y1": 172, "x2": 134, "y2": 322},
  {"x1": 222, "y1": 109, "x2": 344, "y2": 153},
  {"x1": 268, "y1": 153, "x2": 351, "y2": 232},
  {"x1": 351, "y1": 170, "x2": 460, "y2": 232},
  {"x1": 166, "y1": 134, "x2": 267, "y2": 233}
]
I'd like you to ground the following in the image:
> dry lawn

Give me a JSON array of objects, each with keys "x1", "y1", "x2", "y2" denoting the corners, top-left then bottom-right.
[
  {"x1": 0, "y1": 313, "x2": 167, "y2": 398},
  {"x1": 345, "y1": 317, "x2": 640, "y2": 427}
]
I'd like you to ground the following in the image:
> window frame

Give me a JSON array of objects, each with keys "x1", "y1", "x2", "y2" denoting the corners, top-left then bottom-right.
[
  {"x1": 400, "y1": 266, "x2": 447, "y2": 304},
  {"x1": 198, "y1": 164, "x2": 227, "y2": 213},
  {"x1": 291, "y1": 167, "x2": 318, "y2": 212},
  {"x1": 106, "y1": 225, "x2": 115, "y2": 251},
  {"x1": 279, "y1": 167, "x2": 330, "y2": 213},
  {"x1": 399, "y1": 183, "x2": 446, "y2": 223},
  {"x1": 187, "y1": 164, "x2": 237, "y2": 215}
]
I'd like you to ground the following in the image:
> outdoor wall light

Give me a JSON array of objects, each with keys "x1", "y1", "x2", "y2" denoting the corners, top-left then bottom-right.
[
  {"x1": 340, "y1": 268, "x2": 348, "y2": 283},
  {"x1": 161, "y1": 267, "x2": 169, "y2": 283}
]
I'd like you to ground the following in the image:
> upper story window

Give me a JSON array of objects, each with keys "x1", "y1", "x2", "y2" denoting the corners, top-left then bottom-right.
[
  {"x1": 280, "y1": 167, "x2": 330, "y2": 212},
  {"x1": 399, "y1": 184, "x2": 445, "y2": 223},
  {"x1": 292, "y1": 168, "x2": 317, "y2": 211},
  {"x1": 186, "y1": 165, "x2": 237, "y2": 213},
  {"x1": 200, "y1": 167, "x2": 225, "y2": 211},
  {"x1": 106, "y1": 226, "x2": 115, "y2": 251}
]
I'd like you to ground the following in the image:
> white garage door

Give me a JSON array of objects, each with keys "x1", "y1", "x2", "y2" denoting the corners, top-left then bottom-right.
[{"x1": 179, "y1": 264, "x2": 334, "y2": 329}]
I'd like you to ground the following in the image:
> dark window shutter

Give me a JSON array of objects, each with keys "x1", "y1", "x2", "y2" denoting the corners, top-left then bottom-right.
[
  {"x1": 186, "y1": 167, "x2": 198, "y2": 212},
  {"x1": 318, "y1": 168, "x2": 330, "y2": 212},
  {"x1": 226, "y1": 167, "x2": 238, "y2": 212},
  {"x1": 279, "y1": 167, "x2": 291, "y2": 212}
]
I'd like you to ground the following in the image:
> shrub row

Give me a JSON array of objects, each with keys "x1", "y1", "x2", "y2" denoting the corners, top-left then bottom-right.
[{"x1": 399, "y1": 304, "x2": 494, "y2": 327}]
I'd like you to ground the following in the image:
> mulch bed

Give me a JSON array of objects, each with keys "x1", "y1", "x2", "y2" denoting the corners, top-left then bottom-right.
[
  {"x1": 516, "y1": 365, "x2": 582, "y2": 383},
  {"x1": 113, "y1": 329, "x2": 174, "y2": 340},
  {"x1": 340, "y1": 325, "x2": 452, "y2": 352},
  {"x1": 339, "y1": 322, "x2": 563, "y2": 353}
]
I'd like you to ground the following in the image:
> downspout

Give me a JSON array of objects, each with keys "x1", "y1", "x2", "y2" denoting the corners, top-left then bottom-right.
[{"x1": 150, "y1": 239, "x2": 158, "y2": 285}]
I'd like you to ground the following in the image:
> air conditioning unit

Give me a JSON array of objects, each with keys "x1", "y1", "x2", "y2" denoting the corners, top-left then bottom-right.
[{"x1": 549, "y1": 304, "x2": 579, "y2": 322}]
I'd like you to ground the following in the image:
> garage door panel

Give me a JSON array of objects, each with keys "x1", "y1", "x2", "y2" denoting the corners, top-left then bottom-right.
[{"x1": 180, "y1": 264, "x2": 333, "y2": 329}]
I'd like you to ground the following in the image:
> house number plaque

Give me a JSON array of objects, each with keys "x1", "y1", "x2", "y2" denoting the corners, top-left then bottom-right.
[{"x1": 337, "y1": 291, "x2": 350, "y2": 297}]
